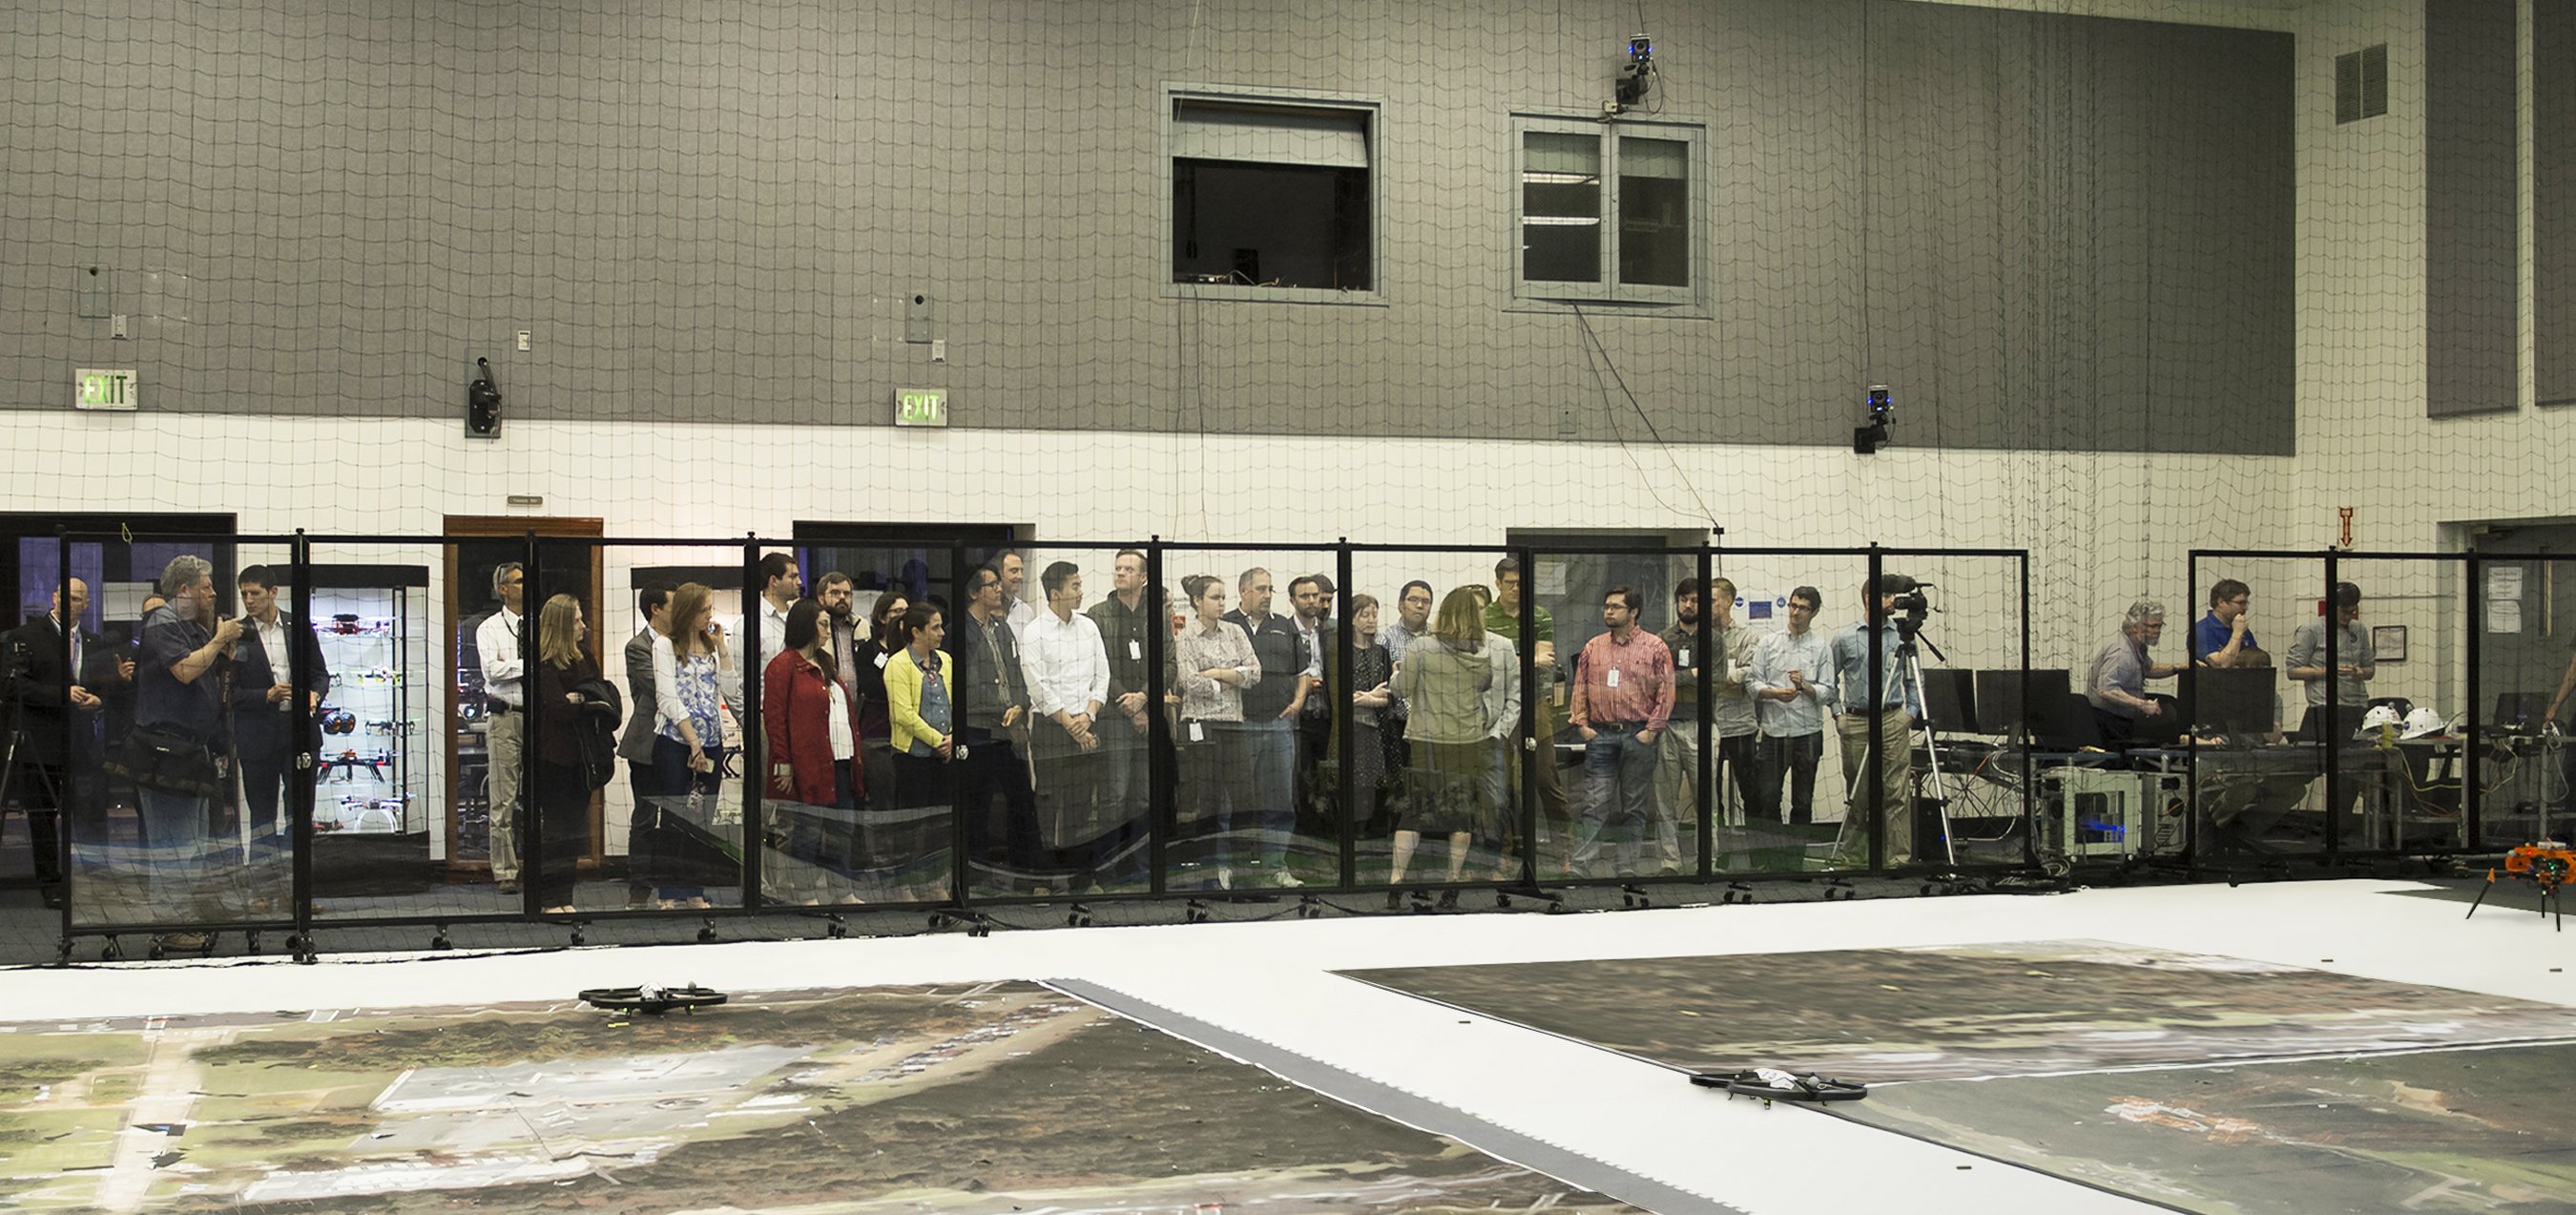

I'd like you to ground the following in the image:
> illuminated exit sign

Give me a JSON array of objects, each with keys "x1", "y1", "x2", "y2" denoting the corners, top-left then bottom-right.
[
  {"x1": 74, "y1": 368, "x2": 138, "y2": 411},
  {"x1": 895, "y1": 388, "x2": 947, "y2": 428}
]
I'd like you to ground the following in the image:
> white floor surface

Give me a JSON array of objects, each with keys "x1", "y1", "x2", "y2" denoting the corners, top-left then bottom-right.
[{"x1": 13, "y1": 877, "x2": 2571, "y2": 1215}]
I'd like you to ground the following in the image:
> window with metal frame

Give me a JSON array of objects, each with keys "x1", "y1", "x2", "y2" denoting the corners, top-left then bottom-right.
[{"x1": 1516, "y1": 116, "x2": 1702, "y2": 306}]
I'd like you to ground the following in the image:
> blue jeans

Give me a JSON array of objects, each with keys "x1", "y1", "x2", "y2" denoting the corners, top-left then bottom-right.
[
  {"x1": 1754, "y1": 731, "x2": 1824, "y2": 825},
  {"x1": 1569, "y1": 728, "x2": 1658, "y2": 878},
  {"x1": 136, "y1": 788, "x2": 206, "y2": 861},
  {"x1": 647, "y1": 736, "x2": 724, "y2": 898},
  {"x1": 1232, "y1": 717, "x2": 1296, "y2": 871}
]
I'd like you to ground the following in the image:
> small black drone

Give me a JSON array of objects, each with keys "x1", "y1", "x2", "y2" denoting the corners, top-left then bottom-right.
[
  {"x1": 579, "y1": 983, "x2": 729, "y2": 1016},
  {"x1": 1691, "y1": 1067, "x2": 1868, "y2": 1107}
]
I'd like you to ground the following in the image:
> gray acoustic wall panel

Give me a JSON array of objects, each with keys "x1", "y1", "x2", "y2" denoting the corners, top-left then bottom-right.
[
  {"x1": 2543, "y1": 0, "x2": 2576, "y2": 407},
  {"x1": 0, "y1": 0, "x2": 2295, "y2": 453},
  {"x1": 1859, "y1": 5, "x2": 2293, "y2": 451},
  {"x1": 2428, "y1": 0, "x2": 2522, "y2": 417}
]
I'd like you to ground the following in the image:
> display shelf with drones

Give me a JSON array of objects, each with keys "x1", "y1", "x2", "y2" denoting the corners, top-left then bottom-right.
[{"x1": 308, "y1": 567, "x2": 431, "y2": 838}]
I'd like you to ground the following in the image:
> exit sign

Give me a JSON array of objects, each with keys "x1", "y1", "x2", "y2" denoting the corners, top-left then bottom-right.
[
  {"x1": 74, "y1": 368, "x2": 138, "y2": 411},
  {"x1": 895, "y1": 388, "x2": 947, "y2": 428}
]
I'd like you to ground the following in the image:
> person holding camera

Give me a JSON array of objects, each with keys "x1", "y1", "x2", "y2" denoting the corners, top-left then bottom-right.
[
  {"x1": 131, "y1": 555, "x2": 239, "y2": 919},
  {"x1": 1828, "y1": 575, "x2": 1924, "y2": 869}
]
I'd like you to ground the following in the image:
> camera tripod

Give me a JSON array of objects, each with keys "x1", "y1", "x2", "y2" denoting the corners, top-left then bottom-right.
[
  {"x1": 1836, "y1": 618, "x2": 1969, "y2": 882},
  {"x1": 0, "y1": 677, "x2": 68, "y2": 906}
]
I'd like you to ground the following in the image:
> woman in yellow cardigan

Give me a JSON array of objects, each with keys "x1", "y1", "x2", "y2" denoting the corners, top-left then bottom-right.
[{"x1": 883, "y1": 603, "x2": 954, "y2": 811}]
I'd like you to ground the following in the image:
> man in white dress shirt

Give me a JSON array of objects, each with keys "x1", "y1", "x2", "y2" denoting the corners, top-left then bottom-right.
[
  {"x1": 1020, "y1": 561, "x2": 1111, "y2": 882},
  {"x1": 476, "y1": 561, "x2": 528, "y2": 891}
]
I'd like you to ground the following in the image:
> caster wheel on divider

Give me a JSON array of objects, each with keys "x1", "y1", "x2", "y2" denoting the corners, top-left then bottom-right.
[
  {"x1": 54, "y1": 938, "x2": 73, "y2": 966},
  {"x1": 570, "y1": 925, "x2": 588, "y2": 947},
  {"x1": 928, "y1": 912, "x2": 950, "y2": 932},
  {"x1": 430, "y1": 925, "x2": 452, "y2": 951},
  {"x1": 1067, "y1": 905, "x2": 1092, "y2": 928},
  {"x1": 1186, "y1": 899, "x2": 1211, "y2": 924},
  {"x1": 826, "y1": 915, "x2": 848, "y2": 939},
  {"x1": 697, "y1": 918, "x2": 718, "y2": 943},
  {"x1": 244, "y1": 931, "x2": 262, "y2": 956},
  {"x1": 100, "y1": 936, "x2": 123, "y2": 962},
  {"x1": 148, "y1": 940, "x2": 167, "y2": 961},
  {"x1": 1298, "y1": 895, "x2": 1322, "y2": 919},
  {"x1": 1496, "y1": 893, "x2": 1513, "y2": 909},
  {"x1": 290, "y1": 934, "x2": 318, "y2": 964},
  {"x1": 968, "y1": 923, "x2": 991, "y2": 938}
]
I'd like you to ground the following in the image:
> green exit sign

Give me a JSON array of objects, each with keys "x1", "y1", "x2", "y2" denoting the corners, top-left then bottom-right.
[
  {"x1": 74, "y1": 367, "x2": 138, "y2": 411},
  {"x1": 895, "y1": 388, "x2": 947, "y2": 428}
]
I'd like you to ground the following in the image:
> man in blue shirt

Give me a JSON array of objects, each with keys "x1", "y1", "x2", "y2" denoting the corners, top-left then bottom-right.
[
  {"x1": 1827, "y1": 576, "x2": 1923, "y2": 869},
  {"x1": 2192, "y1": 579, "x2": 2255, "y2": 668}
]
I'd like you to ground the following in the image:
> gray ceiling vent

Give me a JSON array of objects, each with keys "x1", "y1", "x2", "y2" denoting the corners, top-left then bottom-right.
[{"x1": 2336, "y1": 44, "x2": 2388, "y2": 123}]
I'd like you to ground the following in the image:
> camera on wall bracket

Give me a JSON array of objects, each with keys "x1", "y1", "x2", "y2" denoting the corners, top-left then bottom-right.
[
  {"x1": 1610, "y1": 33, "x2": 1655, "y2": 114},
  {"x1": 1853, "y1": 384, "x2": 1894, "y2": 454}
]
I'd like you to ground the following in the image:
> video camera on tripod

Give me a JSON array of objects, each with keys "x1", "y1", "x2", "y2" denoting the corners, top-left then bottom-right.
[{"x1": 1877, "y1": 574, "x2": 1937, "y2": 641}]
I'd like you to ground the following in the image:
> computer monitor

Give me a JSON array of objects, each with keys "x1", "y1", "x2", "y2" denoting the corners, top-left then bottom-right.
[
  {"x1": 2029, "y1": 689, "x2": 2101, "y2": 751},
  {"x1": 2194, "y1": 666, "x2": 2276, "y2": 734},
  {"x1": 1921, "y1": 668, "x2": 1978, "y2": 733},
  {"x1": 1973, "y1": 668, "x2": 2068, "y2": 737},
  {"x1": 2494, "y1": 691, "x2": 2551, "y2": 733}
]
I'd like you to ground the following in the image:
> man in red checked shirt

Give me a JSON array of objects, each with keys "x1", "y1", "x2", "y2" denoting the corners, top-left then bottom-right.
[{"x1": 1567, "y1": 586, "x2": 1675, "y2": 880}]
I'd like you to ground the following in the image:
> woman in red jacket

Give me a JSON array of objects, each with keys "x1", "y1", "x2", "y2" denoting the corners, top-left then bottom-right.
[
  {"x1": 763, "y1": 598, "x2": 862, "y2": 811},
  {"x1": 764, "y1": 598, "x2": 862, "y2": 903}
]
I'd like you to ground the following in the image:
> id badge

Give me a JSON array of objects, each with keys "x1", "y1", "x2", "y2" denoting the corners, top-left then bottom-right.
[
  {"x1": 1606, "y1": 667, "x2": 1622, "y2": 689},
  {"x1": 1189, "y1": 721, "x2": 1205, "y2": 744},
  {"x1": 1677, "y1": 647, "x2": 1692, "y2": 668},
  {"x1": 1129, "y1": 639, "x2": 1142, "y2": 660},
  {"x1": 874, "y1": 652, "x2": 889, "y2": 669}
]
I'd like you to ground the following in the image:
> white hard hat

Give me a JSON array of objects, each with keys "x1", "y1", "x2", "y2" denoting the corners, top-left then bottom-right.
[
  {"x1": 2359, "y1": 704, "x2": 2404, "y2": 735},
  {"x1": 2400, "y1": 707, "x2": 2447, "y2": 739}
]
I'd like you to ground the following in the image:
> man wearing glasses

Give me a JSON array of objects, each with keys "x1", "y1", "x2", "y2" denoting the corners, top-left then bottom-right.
[
  {"x1": 2194, "y1": 580, "x2": 2256, "y2": 668},
  {"x1": 2085, "y1": 599, "x2": 2183, "y2": 746},
  {"x1": 1745, "y1": 587, "x2": 1834, "y2": 827}
]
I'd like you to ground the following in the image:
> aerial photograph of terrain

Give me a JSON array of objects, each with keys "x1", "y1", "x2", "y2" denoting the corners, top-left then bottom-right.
[
  {"x1": 0, "y1": 980, "x2": 1640, "y2": 1213},
  {"x1": 1348, "y1": 939, "x2": 2576, "y2": 1080},
  {"x1": 1349, "y1": 940, "x2": 2576, "y2": 1212}
]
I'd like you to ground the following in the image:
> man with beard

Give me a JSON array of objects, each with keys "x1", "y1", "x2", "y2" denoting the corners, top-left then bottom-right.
[{"x1": 814, "y1": 572, "x2": 862, "y2": 706}]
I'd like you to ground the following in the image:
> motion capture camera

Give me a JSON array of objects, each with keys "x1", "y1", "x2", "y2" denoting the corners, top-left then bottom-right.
[
  {"x1": 466, "y1": 357, "x2": 503, "y2": 439},
  {"x1": 1853, "y1": 384, "x2": 1894, "y2": 454},
  {"x1": 1613, "y1": 34, "x2": 1655, "y2": 110}
]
